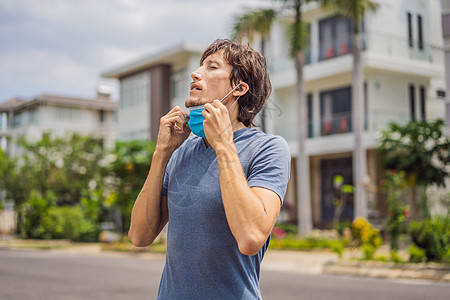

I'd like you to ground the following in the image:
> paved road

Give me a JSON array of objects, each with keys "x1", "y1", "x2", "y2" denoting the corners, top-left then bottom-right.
[{"x1": 1, "y1": 249, "x2": 449, "y2": 300}]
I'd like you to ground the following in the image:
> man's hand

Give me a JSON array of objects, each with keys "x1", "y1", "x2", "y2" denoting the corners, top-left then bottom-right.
[
  {"x1": 156, "y1": 106, "x2": 190, "y2": 153},
  {"x1": 203, "y1": 100, "x2": 234, "y2": 151}
]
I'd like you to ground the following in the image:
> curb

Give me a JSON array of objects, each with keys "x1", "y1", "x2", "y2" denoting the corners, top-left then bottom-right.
[{"x1": 323, "y1": 260, "x2": 450, "y2": 282}]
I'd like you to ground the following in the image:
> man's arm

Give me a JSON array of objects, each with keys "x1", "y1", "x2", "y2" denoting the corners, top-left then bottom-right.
[
  {"x1": 203, "y1": 100, "x2": 284, "y2": 256},
  {"x1": 128, "y1": 106, "x2": 190, "y2": 247},
  {"x1": 215, "y1": 144, "x2": 281, "y2": 256}
]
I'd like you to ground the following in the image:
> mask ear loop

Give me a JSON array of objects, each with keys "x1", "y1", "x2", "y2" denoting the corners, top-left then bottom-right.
[
  {"x1": 228, "y1": 96, "x2": 240, "y2": 111},
  {"x1": 219, "y1": 82, "x2": 242, "y2": 103}
]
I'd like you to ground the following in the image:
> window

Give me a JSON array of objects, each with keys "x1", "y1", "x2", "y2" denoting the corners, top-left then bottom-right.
[
  {"x1": 407, "y1": 12, "x2": 413, "y2": 48},
  {"x1": 305, "y1": 24, "x2": 312, "y2": 65},
  {"x1": 28, "y1": 107, "x2": 39, "y2": 124},
  {"x1": 120, "y1": 72, "x2": 150, "y2": 109},
  {"x1": 320, "y1": 87, "x2": 352, "y2": 135},
  {"x1": 319, "y1": 16, "x2": 353, "y2": 60},
  {"x1": 171, "y1": 68, "x2": 188, "y2": 100},
  {"x1": 55, "y1": 106, "x2": 81, "y2": 121},
  {"x1": 99, "y1": 110, "x2": 105, "y2": 124},
  {"x1": 409, "y1": 84, "x2": 416, "y2": 121},
  {"x1": 307, "y1": 93, "x2": 313, "y2": 138},
  {"x1": 417, "y1": 15, "x2": 423, "y2": 50},
  {"x1": 419, "y1": 86, "x2": 426, "y2": 121},
  {"x1": 13, "y1": 113, "x2": 21, "y2": 127}
]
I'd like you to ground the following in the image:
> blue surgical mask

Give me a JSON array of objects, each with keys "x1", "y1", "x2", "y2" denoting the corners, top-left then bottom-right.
[{"x1": 188, "y1": 83, "x2": 242, "y2": 138}]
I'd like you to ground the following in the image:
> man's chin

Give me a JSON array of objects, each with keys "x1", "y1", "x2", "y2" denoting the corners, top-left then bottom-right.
[{"x1": 185, "y1": 99, "x2": 205, "y2": 108}]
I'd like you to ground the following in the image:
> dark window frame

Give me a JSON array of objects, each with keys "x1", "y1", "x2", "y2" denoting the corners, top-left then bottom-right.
[
  {"x1": 319, "y1": 16, "x2": 353, "y2": 61},
  {"x1": 417, "y1": 14, "x2": 424, "y2": 50},
  {"x1": 419, "y1": 86, "x2": 426, "y2": 121},
  {"x1": 407, "y1": 12, "x2": 413, "y2": 48},
  {"x1": 307, "y1": 93, "x2": 313, "y2": 138},
  {"x1": 409, "y1": 84, "x2": 416, "y2": 121},
  {"x1": 320, "y1": 86, "x2": 352, "y2": 136}
]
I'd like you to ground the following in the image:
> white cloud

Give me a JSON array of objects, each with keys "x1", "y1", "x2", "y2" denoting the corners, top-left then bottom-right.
[{"x1": 0, "y1": 0, "x2": 265, "y2": 102}]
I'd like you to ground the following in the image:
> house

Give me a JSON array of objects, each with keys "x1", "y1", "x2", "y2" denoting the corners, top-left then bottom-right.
[
  {"x1": 101, "y1": 0, "x2": 447, "y2": 228},
  {"x1": 101, "y1": 42, "x2": 205, "y2": 141},
  {"x1": 0, "y1": 90, "x2": 117, "y2": 157},
  {"x1": 263, "y1": 0, "x2": 446, "y2": 227}
]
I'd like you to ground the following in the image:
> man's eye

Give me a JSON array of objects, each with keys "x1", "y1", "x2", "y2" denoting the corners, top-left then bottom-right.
[{"x1": 209, "y1": 65, "x2": 218, "y2": 69}]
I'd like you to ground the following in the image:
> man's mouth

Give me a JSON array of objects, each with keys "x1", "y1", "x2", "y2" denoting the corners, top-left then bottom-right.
[{"x1": 190, "y1": 83, "x2": 202, "y2": 91}]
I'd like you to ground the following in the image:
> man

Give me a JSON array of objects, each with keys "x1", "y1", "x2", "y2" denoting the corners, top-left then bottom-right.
[{"x1": 129, "y1": 39, "x2": 290, "y2": 299}]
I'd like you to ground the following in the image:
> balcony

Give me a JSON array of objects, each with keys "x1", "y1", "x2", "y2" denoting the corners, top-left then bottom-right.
[
  {"x1": 321, "y1": 113, "x2": 352, "y2": 136},
  {"x1": 319, "y1": 37, "x2": 353, "y2": 61},
  {"x1": 364, "y1": 31, "x2": 443, "y2": 64},
  {"x1": 268, "y1": 31, "x2": 443, "y2": 78}
]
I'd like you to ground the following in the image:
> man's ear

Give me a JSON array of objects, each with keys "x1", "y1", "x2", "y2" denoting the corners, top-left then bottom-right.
[{"x1": 233, "y1": 82, "x2": 249, "y2": 97}]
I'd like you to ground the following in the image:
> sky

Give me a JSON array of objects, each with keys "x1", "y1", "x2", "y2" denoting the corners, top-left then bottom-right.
[{"x1": 0, "y1": 0, "x2": 268, "y2": 103}]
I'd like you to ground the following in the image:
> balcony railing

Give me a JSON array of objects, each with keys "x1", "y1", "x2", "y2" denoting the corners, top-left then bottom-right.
[
  {"x1": 319, "y1": 36, "x2": 354, "y2": 61},
  {"x1": 321, "y1": 113, "x2": 352, "y2": 136},
  {"x1": 364, "y1": 31, "x2": 443, "y2": 64},
  {"x1": 274, "y1": 113, "x2": 352, "y2": 141},
  {"x1": 268, "y1": 31, "x2": 443, "y2": 75}
]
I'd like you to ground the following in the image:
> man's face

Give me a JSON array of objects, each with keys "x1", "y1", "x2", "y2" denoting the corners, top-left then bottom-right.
[{"x1": 185, "y1": 51, "x2": 234, "y2": 108}]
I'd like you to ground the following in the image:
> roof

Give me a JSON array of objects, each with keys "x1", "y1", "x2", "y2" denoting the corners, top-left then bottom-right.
[
  {"x1": 0, "y1": 93, "x2": 117, "y2": 112},
  {"x1": 101, "y1": 41, "x2": 205, "y2": 79}
]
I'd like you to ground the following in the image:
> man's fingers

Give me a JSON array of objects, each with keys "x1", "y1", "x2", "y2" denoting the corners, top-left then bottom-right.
[
  {"x1": 164, "y1": 115, "x2": 188, "y2": 131},
  {"x1": 163, "y1": 110, "x2": 188, "y2": 125}
]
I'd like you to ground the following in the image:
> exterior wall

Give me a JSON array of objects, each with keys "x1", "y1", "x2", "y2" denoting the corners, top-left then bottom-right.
[{"x1": 118, "y1": 71, "x2": 151, "y2": 141}]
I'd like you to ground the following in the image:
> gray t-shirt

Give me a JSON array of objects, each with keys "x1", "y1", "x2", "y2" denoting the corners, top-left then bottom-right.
[{"x1": 159, "y1": 127, "x2": 291, "y2": 299}]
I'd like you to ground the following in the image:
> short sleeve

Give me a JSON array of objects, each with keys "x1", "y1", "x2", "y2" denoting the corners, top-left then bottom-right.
[
  {"x1": 162, "y1": 154, "x2": 174, "y2": 196},
  {"x1": 247, "y1": 136, "x2": 291, "y2": 204}
]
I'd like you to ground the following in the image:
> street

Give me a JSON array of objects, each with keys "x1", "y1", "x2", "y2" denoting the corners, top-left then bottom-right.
[{"x1": 0, "y1": 249, "x2": 449, "y2": 300}]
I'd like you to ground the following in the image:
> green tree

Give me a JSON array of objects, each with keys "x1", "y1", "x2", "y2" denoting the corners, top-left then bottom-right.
[
  {"x1": 381, "y1": 169, "x2": 408, "y2": 251},
  {"x1": 106, "y1": 139, "x2": 156, "y2": 233},
  {"x1": 378, "y1": 119, "x2": 450, "y2": 220},
  {"x1": 4, "y1": 133, "x2": 107, "y2": 240},
  {"x1": 17, "y1": 132, "x2": 105, "y2": 206},
  {"x1": 320, "y1": 0, "x2": 379, "y2": 219},
  {"x1": 232, "y1": 0, "x2": 313, "y2": 236},
  {"x1": 0, "y1": 148, "x2": 28, "y2": 207}
]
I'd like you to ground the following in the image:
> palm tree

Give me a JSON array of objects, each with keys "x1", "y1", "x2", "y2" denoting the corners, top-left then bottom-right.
[
  {"x1": 232, "y1": 8, "x2": 277, "y2": 132},
  {"x1": 232, "y1": 0, "x2": 313, "y2": 237},
  {"x1": 320, "y1": 0, "x2": 378, "y2": 219}
]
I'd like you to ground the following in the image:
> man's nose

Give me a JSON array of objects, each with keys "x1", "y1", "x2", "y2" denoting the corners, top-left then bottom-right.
[{"x1": 191, "y1": 69, "x2": 202, "y2": 81}]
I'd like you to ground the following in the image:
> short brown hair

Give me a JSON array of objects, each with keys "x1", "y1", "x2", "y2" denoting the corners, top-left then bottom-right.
[{"x1": 200, "y1": 39, "x2": 272, "y2": 127}]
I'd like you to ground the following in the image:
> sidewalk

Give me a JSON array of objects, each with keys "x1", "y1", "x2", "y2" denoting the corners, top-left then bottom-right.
[
  {"x1": 263, "y1": 250, "x2": 338, "y2": 275},
  {"x1": 263, "y1": 249, "x2": 450, "y2": 283}
]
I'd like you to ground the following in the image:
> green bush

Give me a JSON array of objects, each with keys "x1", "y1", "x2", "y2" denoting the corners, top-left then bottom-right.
[
  {"x1": 390, "y1": 250, "x2": 403, "y2": 263},
  {"x1": 19, "y1": 190, "x2": 98, "y2": 242},
  {"x1": 269, "y1": 235, "x2": 348, "y2": 252},
  {"x1": 408, "y1": 216, "x2": 450, "y2": 262},
  {"x1": 39, "y1": 205, "x2": 98, "y2": 242},
  {"x1": 444, "y1": 248, "x2": 450, "y2": 264},
  {"x1": 274, "y1": 223, "x2": 298, "y2": 235},
  {"x1": 335, "y1": 221, "x2": 351, "y2": 237},
  {"x1": 18, "y1": 191, "x2": 49, "y2": 239},
  {"x1": 409, "y1": 244, "x2": 426, "y2": 263},
  {"x1": 362, "y1": 244, "x2": 376, "y2": 260},
  {"x1": 329, "y1": 240, "x2": 346, "y2": 258}
]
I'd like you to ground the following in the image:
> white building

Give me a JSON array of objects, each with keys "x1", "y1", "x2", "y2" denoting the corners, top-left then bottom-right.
[
  {"x1": 265, "y1": 0, "x2": 446, "y2": 226},
  {"x1": 102, "y1": 0, "x2": 447, "y2": 228},
  {"x1": 0, "y1": 92, "x2": 117, "y2": 157},
  {"x1": 101, "y1": 42, "x2": 205, "y2": 141}
]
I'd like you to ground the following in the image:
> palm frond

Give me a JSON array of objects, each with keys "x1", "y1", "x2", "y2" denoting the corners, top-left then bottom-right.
[
  {"x1": 231, "y1": 8, "x2": 277, "y2": 43},
  {"x1": 319, "y1": 0, "x2": 379, "y2": 27}
]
